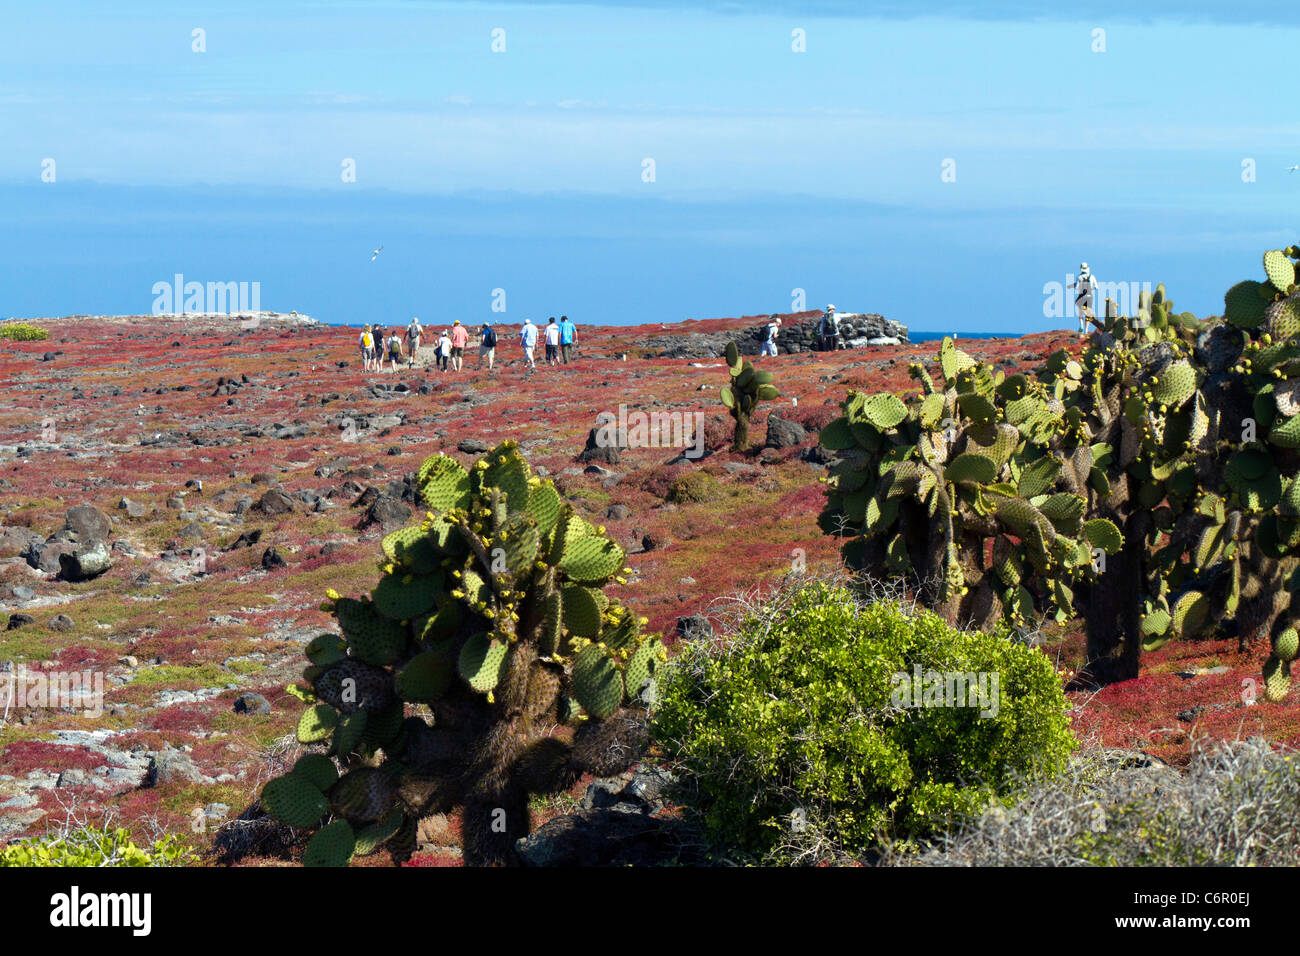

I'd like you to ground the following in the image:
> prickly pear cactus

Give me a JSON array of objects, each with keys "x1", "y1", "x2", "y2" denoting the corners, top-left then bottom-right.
[
  {"x1": 820, "y1": 247, "x2": 1300, "y2": 702},
  {"x1": 720, "y1": 340, "x2": 780, "y2": 451},
  {"x1": 259, "y1": 441, "x2": 666, "y2": 865},
  {"x1": 818, "y1": 335, "x2": 1120, "y2": 633}
]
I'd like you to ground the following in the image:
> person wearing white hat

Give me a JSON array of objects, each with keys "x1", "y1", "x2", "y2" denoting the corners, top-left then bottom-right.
[
  {"x1": 519, "y1": 317, "x2": 538, "y2": 371},
  {"x1": 1075, "y1": 262, "x2": 1098, "y2": 334},
  {"x1": 819, "y1": 304, "x2": 842, "y2": 351},
  {"x1": 761, "y1": 314, "x2": 782, "y2": 357}
]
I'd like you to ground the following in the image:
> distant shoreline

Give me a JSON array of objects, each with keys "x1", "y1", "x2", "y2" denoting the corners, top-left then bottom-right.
[
  {"x1": 5, "y1": 315, "x2": 1064, "y2": 342},
  {"x1": 910, "y1": 331, "x2": 1025, "y2": 341}
]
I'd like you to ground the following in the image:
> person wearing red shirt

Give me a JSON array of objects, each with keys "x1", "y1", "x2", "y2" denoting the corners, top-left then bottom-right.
[{"x1": 449, "y1": 320, "x2": 469, "y2": 371}]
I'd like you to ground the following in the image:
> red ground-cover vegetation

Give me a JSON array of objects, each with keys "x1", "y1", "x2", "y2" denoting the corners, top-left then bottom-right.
[{"x1": 0, "y1": 312, "x2": 1292, "y2": 862}]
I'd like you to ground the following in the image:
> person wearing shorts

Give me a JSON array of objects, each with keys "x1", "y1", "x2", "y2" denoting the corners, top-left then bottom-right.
[
  {"x1": 405, "y1": 317, "x2": 422, "y2": 368},
  {"x1": 358, "y1": 327, "x2": 374, "y2": 371},
  {"x1": 450, "y1": 320, "x2": 469, "y2": 371},
  {"x1": 544, "y1": 317, "x2": 560, "y2": 366},
  {"x1": 479, "y1": 323, "x2": 497, "y2": 370}
]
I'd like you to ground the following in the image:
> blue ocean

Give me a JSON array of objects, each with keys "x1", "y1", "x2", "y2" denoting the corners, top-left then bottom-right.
[{"x1": 909, "y1": 331, "x2": 1023, "y2": 342}]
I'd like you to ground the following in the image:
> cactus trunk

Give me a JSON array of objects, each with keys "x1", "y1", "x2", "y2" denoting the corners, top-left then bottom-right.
[{"x1": 732, "y1": 409, "x2": 750, "y2": 451}]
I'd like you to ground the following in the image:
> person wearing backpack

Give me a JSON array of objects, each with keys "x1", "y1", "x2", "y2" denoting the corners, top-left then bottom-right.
[
  {"x1": 358, "y1": 326, "x2": 374, "y2": 371},
  {"x1": 519, "y1": 318, "x2": 538, "y2": 371},
  {"x1": 821, "y1": 305, "x2": 842, "y2": 351},
  {"x1": 405, "y1": 317, "x2": 423, "y2": 368},
  {"x1": 760, "y1": 315, "x2": 782, "y2": 357},
  {"x1": 479, "y1": 323, "x2": 498, "y2": 371},
  {"x1": 1075, "y1": 263, "x2": 1098, "y2": 335},
  {"x1": 387, "y1": 330, "x2": 404, "y2": 369},
  {"x1": 559, "y1": 314, "x2": 576, "y2": 364}
]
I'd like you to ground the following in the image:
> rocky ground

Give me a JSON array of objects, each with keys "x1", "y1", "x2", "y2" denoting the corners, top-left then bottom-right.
[{"x1": 0, "y1": 310, "x2": 1292, "y2": 865}]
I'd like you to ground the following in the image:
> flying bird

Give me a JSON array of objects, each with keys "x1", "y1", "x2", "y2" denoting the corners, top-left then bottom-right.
[
  {"x1": 369, "y1": 245, "x2": 384, "y2": 262},
  {"x1": 1288, "y1": 166, "x2": 1300, "y2": 173}
]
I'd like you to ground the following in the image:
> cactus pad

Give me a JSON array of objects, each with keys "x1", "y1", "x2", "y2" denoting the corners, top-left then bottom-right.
[
  {"x1": 1264, "y1": 249, "x2": 1295, "y2": 293},
  {"x1": 861, "y1": 393, "x2": 907, "y2": 429},
  {"x1": 305, "y1": 633, "x2": 347, "y2": 667},
  {"x1": 372, "y1": 572, "x2": 442, "y2": 622},
  {"x1": 458, "y1": 632, "x2": 509, "y2": 693},
  {"x1": 572, "y1": 645, "x2": 625, "y2": 719},
  {"x1": 396, "y1": 650, "x2": 454, "y2": 703},
  {"x1": 336, "y1": 598, "x2": 408, "y2": 666},
  {"x1": 1224, "y1": 280, "x2": 1269, "y2": 329},
  {"x1": 561, "y1": 585, "x2": 603, "y2": 637},
  {"x1": 261, "y1": 774, "x2": 328, "y2": 828},
  {"x1": 1275, "y1": 628, "x2": 1299, "y2": 663},
  {"x1": 1264, "y1": 655, "x2": 1292, "y2": 702},
  {"x1": 353, "y1": 807, "x2": 404, "y2": 857},
  {"x1": 1148, "y1": 360, "x2": 1196, "y2": 408},
  {"x1": 292, "y1": 754, "x2": 340, "y2": 793},
  {"x1": 559, "y1": 537, "x2": 626, "y2": 584},
  {"x1": 417, "y1": 455, "x2": 472, "y2": 513},
  {"x1": 302, "y1": 820, "x2": 356, "y2": 868},
  {"x1": 943, "y1": 453, "x2": 997, "y2": 484},
  {"x1": 329, "y1": 767, "x2": 398, "y2": 824},
  {"x1": 296, "y1": 703, "x2": 339, "y2": 743}
]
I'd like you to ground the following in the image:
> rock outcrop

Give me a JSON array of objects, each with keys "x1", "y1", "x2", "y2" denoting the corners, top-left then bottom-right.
[{"x1": 649, "y1": 311, "x2": 909, "y2": 359}]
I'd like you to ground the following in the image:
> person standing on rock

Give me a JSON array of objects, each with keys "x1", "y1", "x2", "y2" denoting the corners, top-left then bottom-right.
[
  {"x1": 544, "y1": 317, "x2": 561, "y2": 366},
  {"x1": 479, "y1": 323, "x2": 498, "y2": 371},
  {"x1": 372, "y1": 324, "x2": 387, "y2": 371},
  {"x1": 450, "y1": 320, "x2": 469, "y2": 372},
  {"x1": 559, "y1": 314, "x2": 577, "y2": 364},
  {"x1": 760, "y1": 315, "x2": 782, "y2": 357},
  {"x1": 436, "y1": 328, "x2": 452, "y2": 372},
  {"x1": 821, "y1": 304, "x2": 843, "y2": 351},
  {"x1": 1075, "y1": 263, "x2": 1098, "y2": 335},
  {"x1": 405, "y1": 317, "x2": 423, "y2": 368},
  {"x1": 520, "y1": 317, "x2": 538, "y2": 371}
]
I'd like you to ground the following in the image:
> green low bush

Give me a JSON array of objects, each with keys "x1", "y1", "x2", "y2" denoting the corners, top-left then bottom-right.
[
  {"x1": 651, "y1": 581, "x2": 1076, "y2": 862},
  {"x1": 666, "y1": 471, "x2": 721, "y2": 504},
  {"x1": 0, "y1": 322, "x2": 49, "y2": 341},
  {"x1": 0, "y1": 826, "x2": 197, "y2": 867}
]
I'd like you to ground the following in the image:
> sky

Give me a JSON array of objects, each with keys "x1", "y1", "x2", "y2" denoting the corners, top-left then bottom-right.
[{"x1": 1, "y1": 1, "x2": 1297, "y2": 333}]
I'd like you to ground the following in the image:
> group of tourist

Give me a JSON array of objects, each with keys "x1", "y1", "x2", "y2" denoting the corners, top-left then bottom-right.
[
  {"x1": 759, "y1": 305, "x2": 845, "y2": 356},
  {"x1": 355, "y1": 315, "x2": 577, "y2": 374}
]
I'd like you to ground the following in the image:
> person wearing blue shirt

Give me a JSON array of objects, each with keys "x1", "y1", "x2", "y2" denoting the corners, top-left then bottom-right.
[
  {"x1": 479, "y1": 322, "x2": 497, "y2": 371},
  {"x1": 559, "y1": 315, "x2": 577, "y2": 364}
]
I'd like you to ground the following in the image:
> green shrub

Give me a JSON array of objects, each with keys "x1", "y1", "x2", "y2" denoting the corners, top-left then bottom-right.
[
  {"x1": 0, "y1": 322, "x2": 49, "y2": 341},
  {"x1": 666, "y1": 471, "x2": 721, "y2": 504},
  {"x1": 651, "y1": 581, "x2": 1076, "y2": 862},
  {"x1": 0, "y1": 826, "x2": 197, "y2": 867}
]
